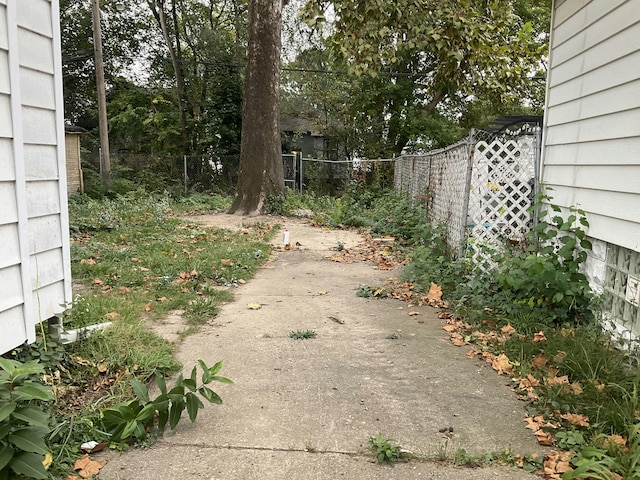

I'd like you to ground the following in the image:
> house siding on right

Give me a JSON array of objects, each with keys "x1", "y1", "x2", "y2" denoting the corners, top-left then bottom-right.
[{"x1": 542, "y1": 0, "x2": 640, "y2": 341}]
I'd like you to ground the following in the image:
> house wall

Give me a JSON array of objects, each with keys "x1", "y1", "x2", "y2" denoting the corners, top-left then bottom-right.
[
  {"x1": 542, "y1": 0, "x2": 640, "y2": 253},
  {"x1": 0, "y1": 0, "x2": 72, "y2": 354},
  {"x1": 542, "y1": 0, "x2": 640, "y2": 341}
]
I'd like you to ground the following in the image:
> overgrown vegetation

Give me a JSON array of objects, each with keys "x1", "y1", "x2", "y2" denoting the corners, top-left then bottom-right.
[
  {"x1": 6, "y1": 182, "x2": 638, "y2": 478},
  {"x1": 2, "y1": 192, "x2": 271, "y2": 477},
  {"x1": 275, "y1": 182, "x2": 640, "y2": 478}
]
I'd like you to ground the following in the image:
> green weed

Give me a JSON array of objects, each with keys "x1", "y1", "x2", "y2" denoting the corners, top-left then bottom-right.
[
  {"x1": 369, "y1": 433, "x2": 403, "y2": 465},
  {"x1": 289, "y1": 330, "x2": 317, "y2": 340}
]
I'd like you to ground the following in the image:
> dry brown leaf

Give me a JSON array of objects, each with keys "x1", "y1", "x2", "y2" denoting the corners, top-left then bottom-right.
[
  {"x1": 80, "y1": 258, "x2": 96, "y2": 265},
  {"x1": 407, "y1": 311, "x2": 420, "y2": 316},
  {"x1": 442, "y1": 324, "x2": 457, "y2": 332},
  {"x1": 74, "y1": 454, "x2": 108, "y2": 478},
  {"x1": 221, "y1": 259, "x2": 233, "y2": 265},
  {"x1": 144, "y1": 303, "x2": 152, "y2": 312},
  {"x1": 532, "y1": 353, "x2": 549, "y2": 369},
  {"x1": 561, "y1": 413, "x2": 590, "y2": 427},
  {"x1": 524, "y1": 416, "x2": 545, "y2": 432},
  {"x1": 501, "y1": 324, "x2": 516, "y2": 335},
  {"x1": 560, "y1": 328, "x2": 575, "y2": 337},
  {"x1": 543, "y1": 450, "x2": 574, "y2": 479},
  {"x1": 533, "y1": 331, "x2": 547, "y2": 343},
  {"x1": 318, "y1": 290, "x2": 328, "y2": 295},
  {"x1": 118, "y1": 287, "x2": 131, "y2": 294},
  {"x1": 450, "y1": 332, "x2": 467, "y2": 346},
  {"x1": 104, "y1": 311, "x2": 120, "y2": 320},
  {"x1": 552, "y1": 351, "x2": 567, "y2": 363},
  {"x1": 466, "y1": 349, "x2": 478, "y2": 359},
  {"x1": 131, "y1": 257, "x2": 140, "y2": 262},
  {"x1": 92, "y1": 278, "x2": 104, "y2": 285},
  {"x1": 97, "y1": 364, "x2": 107, "y2": 374},
  {"x1": 534, "y1": 429, "x2": 555, "y2": 446},
  {"x1": 602, "y1": 434, "x2": 628, "y2": 452},
  {"x1": 492, "y1": 353, "x2": 512, "y2": 375},
  {"x1": 568, "y1": 382, "x2": 584, "y2": 395},
  {"x1": 547, "y1": 375, "x2": 570, "y2": 386},
  {"x1": 157, "y1": 296, "x2": 167, "y2": 302},
  {"x1": 426, "y1": 282, "x2": 443, "y2": 302}
]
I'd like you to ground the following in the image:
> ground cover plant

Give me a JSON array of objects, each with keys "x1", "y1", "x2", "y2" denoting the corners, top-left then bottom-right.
[
  {"x1": 3, "y1": 191, "x2": 272, "y2": 478},
  {"x1": 294, "y1": 184, "x2": 640, "y2": 478}
]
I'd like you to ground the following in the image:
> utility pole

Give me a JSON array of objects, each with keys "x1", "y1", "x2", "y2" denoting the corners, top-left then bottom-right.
[{"x1": 91, "y1": 0, "x2": 111, "y2": 183}]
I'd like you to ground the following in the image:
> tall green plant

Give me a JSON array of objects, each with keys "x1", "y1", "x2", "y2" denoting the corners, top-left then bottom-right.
[
  {"x1": 0, "y1": 359, "x2": 54, "y2": 480},
  {"x1": 101, "y1": 359, "x2": 232, "y2": 443},
  {"x1": 497, "y1": 195, "x2": 594, "y2": 324}
]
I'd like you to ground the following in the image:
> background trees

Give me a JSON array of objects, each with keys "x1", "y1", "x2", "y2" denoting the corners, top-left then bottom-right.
[{"x1": 60, "y1": 0, "x2": 550, "y2": 194}]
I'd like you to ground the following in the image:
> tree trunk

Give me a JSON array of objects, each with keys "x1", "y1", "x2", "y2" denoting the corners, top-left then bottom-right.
[{"x1": 228, "y1": 0, "x2": 285, "y2": 215}]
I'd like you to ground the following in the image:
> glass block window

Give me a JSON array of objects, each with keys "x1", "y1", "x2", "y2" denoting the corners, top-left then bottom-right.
[{"x1": 604, "y1": 245, "x2": 640, "y2": 336}]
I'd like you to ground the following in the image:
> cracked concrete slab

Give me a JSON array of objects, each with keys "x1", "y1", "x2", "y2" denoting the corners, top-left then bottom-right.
[{"x1": 98, "y1": 216, "x2": 543, "y2": 480}]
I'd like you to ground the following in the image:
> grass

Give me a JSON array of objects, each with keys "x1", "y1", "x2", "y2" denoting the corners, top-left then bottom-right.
[{"x1": 8, "y1": 191, "x2": 274, "y2": 477}]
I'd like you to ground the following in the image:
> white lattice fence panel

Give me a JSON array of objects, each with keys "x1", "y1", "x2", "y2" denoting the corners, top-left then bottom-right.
[{"x1": 467, "y1": 135, "x2": 536, "y2": 267}]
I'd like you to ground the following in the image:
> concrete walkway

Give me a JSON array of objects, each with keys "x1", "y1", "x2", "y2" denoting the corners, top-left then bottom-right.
[{"x1": 99, "y1": 216, "x2": 542, "y2": 480}]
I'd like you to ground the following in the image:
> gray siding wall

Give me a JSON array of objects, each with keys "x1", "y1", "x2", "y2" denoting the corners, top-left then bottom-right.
[
  {"x1": 542, "y1": 0, "x2": 640, "y2": 253},
  {"x1": 0, "y1": 0, "x2": 72, "y2": 354}
]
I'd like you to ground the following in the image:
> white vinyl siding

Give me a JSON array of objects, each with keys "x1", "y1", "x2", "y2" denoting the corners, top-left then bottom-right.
[
  {"x1": 0, "y1": 0, "x2": 71, "y2": 354},
  {"x1": 542, "y1": 0, "x2": 640, "y2": 253}
]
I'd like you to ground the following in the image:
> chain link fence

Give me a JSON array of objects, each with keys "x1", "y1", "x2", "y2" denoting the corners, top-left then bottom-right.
[{"x1": 395, "y1": 126, "x2": 541, "y2": 264}]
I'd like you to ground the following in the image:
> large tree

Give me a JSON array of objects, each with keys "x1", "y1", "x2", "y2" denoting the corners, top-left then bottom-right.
[
  {"x1": 300, "y1": 0, "x2": 549, "y2": 149},
  {"x1": 228, "y1": 0, "x2": 287, "y2": 215}
]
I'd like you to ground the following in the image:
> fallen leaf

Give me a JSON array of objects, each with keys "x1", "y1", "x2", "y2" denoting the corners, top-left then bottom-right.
[
  {"x1": 532, "y1": 353, "x2": 549, "y2": 368},
  {"x1": 442, "y1": 325, "x2": 457, "y2": 332},
  {"x1": 144, "y1": 303, "x2": 152, "y2": 311},
  {"x1": 492, "y1": 353, "x2": 512, "y2": 375},
  {"x1": 561, "y1": 413, "x2": 589, "y2": 427},
  {"x1": 534, "y1": 429, "x2": 555, "y2": 446},
  {"x1": 547, "y1": 375, "x2": 570, "y2": 386},
  {"x1": 221, "y1": 259, "x2": 233, "y2": 265},
  {"x1": 318, "y1": 290, "x2": 328, "y2": 295},
  {"x1": 238, "y1": 279, "x2": 246, "y2": 284},
  {"x1": 80, "y1": 258, "x2": 96, "y2": 265},
  {"x1": 407, "y1": 311, "x2": 420, "y2": 316},
  {"x1": 552, "y1": 351, "x2": 567, "y2": 363},
  {"x1": 533, "y1": 331, "x2": 547, "y2": 343},
  {"x1": 450, "y1": 332, "x2": 467, "y2": 346},
  {"x1": 295, "y1": 241, "x2": 302, "y2": 246},
  {"x1": 43, "y1": 452, "x2": 53, "y2": 470},
  {"x1": 602, "y1": 434, "x2": 628, "y2": 452},
  {"x1": 426, "y1": 282, "x2": 442, "y2": 302},
  {"x1": 247, "y1": 303, "x2": 262, "y2": 310},
  {"x1": 74, "y1": 454, "x2": 107, "y2": 478},
  {"x1": 501, "y1": 324, "x2": 516, "y2": 335},
  {"x1": 568, "y1": 382, "x2": 583, "y2": 395},
  {"x1": 560, "y1": 328, "x2": 575, "y2": 337},
  {"x1": 466, "y1": 349, "x2": 478, "y2": 359},
  {"x1": 543, "y1": 450, "x2": 573, "y2": 479},
  {"x1": 131, "y1": 257, "x2": 140, "y2": 263},
  {"x1": 118, "y1": 287, "x2": 131, "y2": 294},
  {"x1": 104, "y1": 311, "x2": 120, "y2": 320},
  {"x1": 92, "y1": 278, "x2": 104, "y2": 286},
  {"x1": 97, "y1": 364, "x2": 108, "y2": 373},
  {"x1": 157, "y1": 297, "x2": 167, "y2": 302}
]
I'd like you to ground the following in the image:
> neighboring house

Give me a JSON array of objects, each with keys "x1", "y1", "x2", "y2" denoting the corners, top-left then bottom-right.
[
  {"x1": 65, "y1": 125, "x2": 85, "y2": 195},
  {"x1": 541, "y1": 0, "x2": 640, "y2": 341},
  {"x1": 0, "y1": 0, "x2": 72, "y2": 354},
  {"x1": 281, "y1": 114, "x2": 326, "y2": 158}
]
